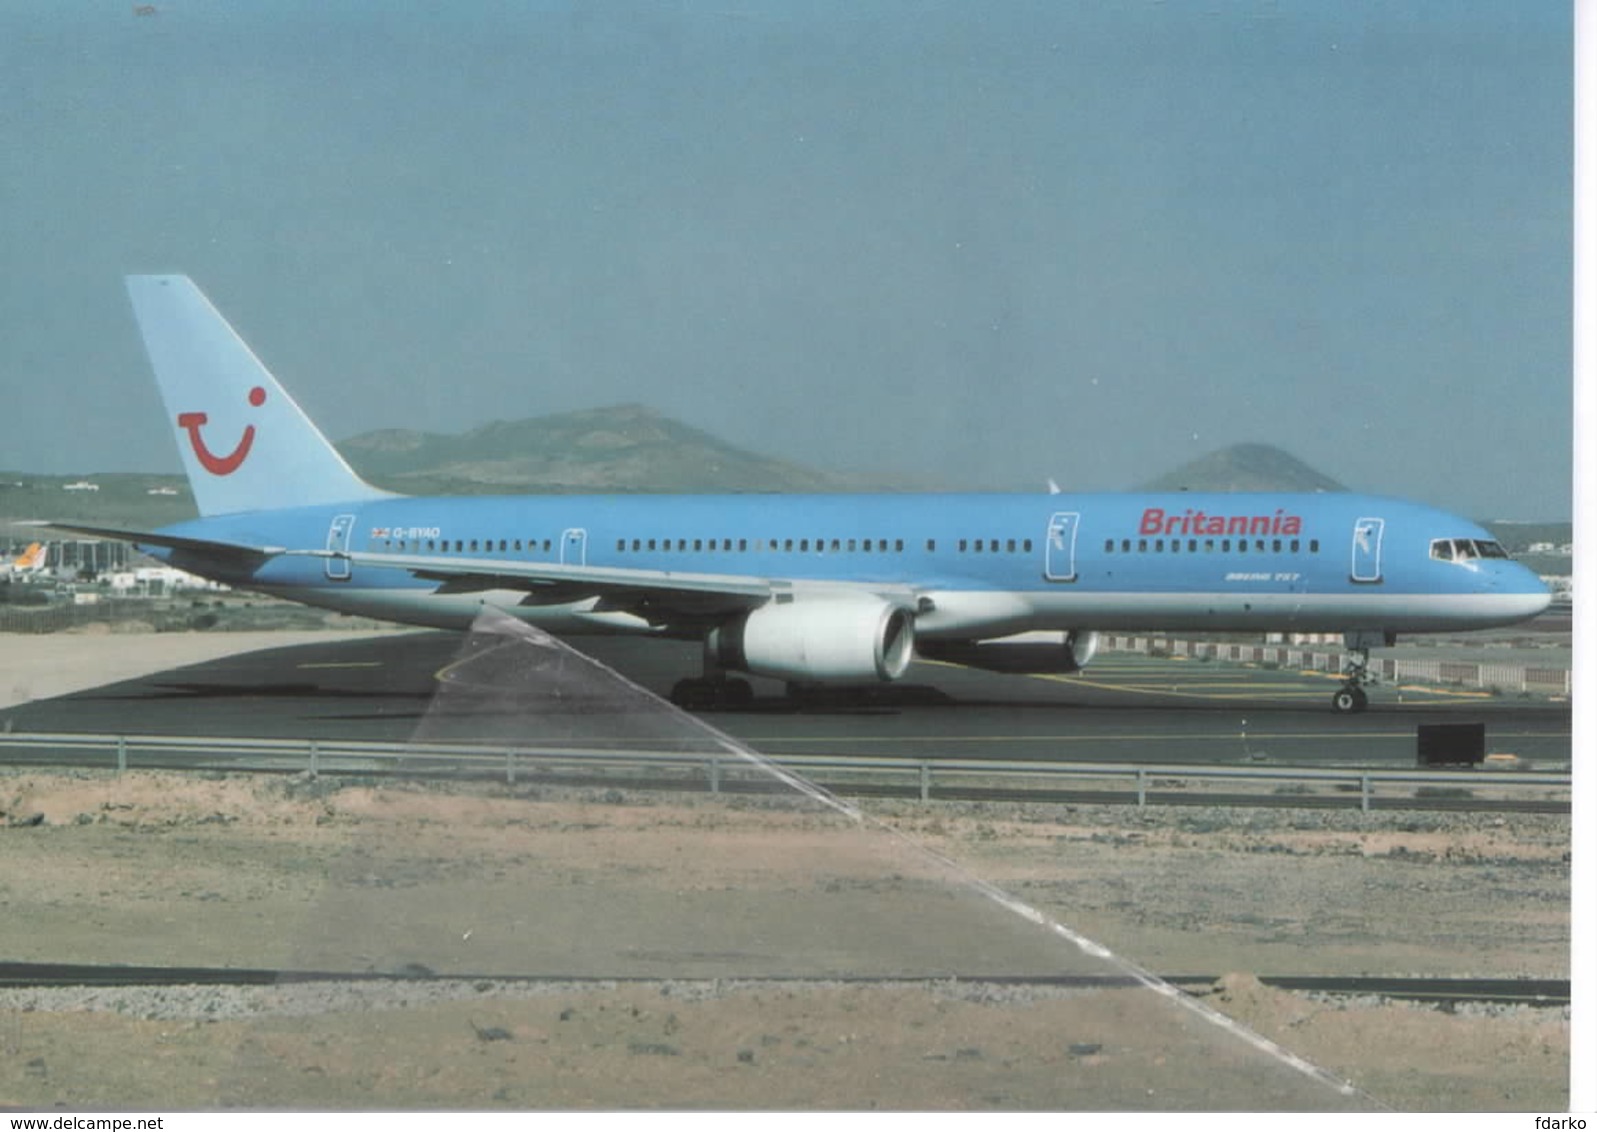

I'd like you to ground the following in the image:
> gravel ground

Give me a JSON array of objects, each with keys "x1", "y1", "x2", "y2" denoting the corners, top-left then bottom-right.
[{"x1": 0, "y1": 770, "x2": 1570, "y2": 1111}]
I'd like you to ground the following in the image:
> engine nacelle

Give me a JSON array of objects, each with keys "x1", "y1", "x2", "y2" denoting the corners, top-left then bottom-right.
[
  {"x1": 1064, "y1": 628, "x2": 1099, "y2": 670},
  {"x1": 709, "y1": 597, "x2": 916, "y2": 684},
  {"x1": 917, "y1": 629, "x2": 1100, "y2": 674}
]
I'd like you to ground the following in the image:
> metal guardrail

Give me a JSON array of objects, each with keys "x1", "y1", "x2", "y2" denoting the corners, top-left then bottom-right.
[{"x1": 0, "y1": 732, "x2": 1571, "y2": 813}]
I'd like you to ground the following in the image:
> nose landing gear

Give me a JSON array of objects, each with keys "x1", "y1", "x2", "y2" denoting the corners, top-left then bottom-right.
[
  {"x1": 1331, "y1": 680, "x2": 1369, "y2": 715},
  {"x1": 1331, "y1": 631, "x2": 1391, "y2": 714}
]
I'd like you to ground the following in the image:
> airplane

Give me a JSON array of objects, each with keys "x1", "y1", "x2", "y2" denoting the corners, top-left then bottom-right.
[
  {"x1": 1, "y1": 542, "x2": 48, "y2": 579},
  {"x1": 37, "y1": 275, "x2": 1551, "y2": 714}
]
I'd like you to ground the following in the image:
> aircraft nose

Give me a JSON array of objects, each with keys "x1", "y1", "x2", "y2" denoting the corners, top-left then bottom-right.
[{"x1": 1494, "y1": 564, "x2": 1552, "y2": 618}]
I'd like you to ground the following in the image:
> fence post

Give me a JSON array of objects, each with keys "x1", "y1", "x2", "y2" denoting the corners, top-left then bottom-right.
[
  {"x1": 709, "y1": 754, "x2": 720, "y2": 795},
  {"x1": 506, "y1": 749, "x2": 516, "y2": 785},
  {"x1": 1136, "y1": 768, "x2": 1147, "y2": 807},
  {"x1": 1360, "y1": 774, "x2": 1371, "y2": 813},
  {"x1": 919, "y1": 761, "x2": 931, "y2": 803},
  {"x1": 309, "y1": 740, "x2": 320, "y2": 779},
  {"x1": 116, "y1": 736, "x2": 127, "y2": 774}
]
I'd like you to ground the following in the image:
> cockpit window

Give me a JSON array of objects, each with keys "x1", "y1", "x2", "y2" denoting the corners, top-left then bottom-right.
[{"x1": 1431, "y1": 538, "x2": 1511, "y2": 562}]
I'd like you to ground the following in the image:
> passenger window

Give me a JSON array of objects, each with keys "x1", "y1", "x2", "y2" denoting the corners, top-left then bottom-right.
[
  {"x1": 1137, "y1": 539, "x2": 1147, "y2": 553},
  {"x1": 958, "y1": 539, "x2": 967, "y2": 553},
  {"x1": 1104, "y1": 540, "x2": 1114, "y2": 553},
  {"x1": 1122, "y1": 539, "x2": 1131, "y2": 553},
  {"x1": 1309, "y1": 539, "x2": 1319, "y2": 553},
  {"x1": 1154, "y1": 539, "x2": 1164, "y2": 552},
  {"x1": 1272, "y1": 539, "x2": 1281, "y2": 553},
  {"x1": 1187, "y1": 539, "x2": 1197, "y2": 552},
  {"x1": 1007, "y1": 539, "x2": 1016, "y2": 553},
  {"x1": 1023, "y1": 539, "x2": 1032, "y2": 552},
  {"x1": 738, "y1": 539, "x2": 747, "y2": 552}
]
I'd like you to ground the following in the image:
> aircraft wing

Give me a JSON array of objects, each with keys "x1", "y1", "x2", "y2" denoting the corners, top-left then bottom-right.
[{"x1": 307, "y1": 548, "x2": 921, "y2": 617}]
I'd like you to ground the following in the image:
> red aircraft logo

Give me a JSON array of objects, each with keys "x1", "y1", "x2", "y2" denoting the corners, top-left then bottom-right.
[{"x1": 178, "y1": 386, "x2": 265, "y2": 476}]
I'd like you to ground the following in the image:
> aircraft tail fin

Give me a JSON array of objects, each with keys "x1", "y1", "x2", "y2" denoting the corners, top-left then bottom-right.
[
  {"x1": 125, "y1": 275, "x2": 394, "y2": 517},
  {"x1": 13, "y1": 542, "x2": 45, "y2": 571}
]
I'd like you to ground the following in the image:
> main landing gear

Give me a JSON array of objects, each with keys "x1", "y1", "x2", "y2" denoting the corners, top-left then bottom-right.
[{"x1": 669, "y1": 675, "x2": 753, "y2": 711}]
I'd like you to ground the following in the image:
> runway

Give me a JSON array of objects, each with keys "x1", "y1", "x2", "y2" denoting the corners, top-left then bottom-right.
[{"x1": 0, "y1": 630, "x2": 1571, "y2": 769}]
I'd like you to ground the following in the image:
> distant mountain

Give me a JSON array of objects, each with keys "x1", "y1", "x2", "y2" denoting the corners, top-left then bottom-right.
[
  {"x1": 336, "y1": 404, "x2": 893, "y2": 494},
  {"x1": 1138, "y1": 443, "x2": 1347, "y2": 494}
]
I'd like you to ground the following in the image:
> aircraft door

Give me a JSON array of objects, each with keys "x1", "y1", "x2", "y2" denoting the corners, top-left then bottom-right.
[
  {"x1": 561, "y1": 528, "x2": 587, "y2": 566},
  {"x1": 1350, "y1": 517, "x2": 1384, "y2": 583},
  {"x1": 1043, "y1": 512, "x2": 1080, "y2": 582},
  {"x1": 325, "y1": 513, "x2": 356, "y2": 581}
]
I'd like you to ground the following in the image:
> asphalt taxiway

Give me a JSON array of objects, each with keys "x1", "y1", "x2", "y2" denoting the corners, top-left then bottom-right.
[{"x1": 0, "y1": 631, "x2": 1570, "y2": 769}]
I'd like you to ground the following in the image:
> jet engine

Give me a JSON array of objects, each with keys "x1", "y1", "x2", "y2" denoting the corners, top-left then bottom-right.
[
  {"x1": 918, "y1": 629, "x2": 1100, "y2": 674},
  {"x1": 708, "y1": 596, "x2": 916, "y2": 684}
]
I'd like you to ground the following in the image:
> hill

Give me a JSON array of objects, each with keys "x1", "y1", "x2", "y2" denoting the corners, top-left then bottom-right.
[
  {"x1": 336, "y1": 404, "x2": 892, "y2": 495},
  {"x1": 1138, "y1": 443, "x2": 1348, "y2": 494}
]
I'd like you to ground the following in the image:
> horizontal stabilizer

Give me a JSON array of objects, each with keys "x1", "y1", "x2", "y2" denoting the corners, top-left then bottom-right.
[{"x1": 20, "y1": 521, "x2": 282, "y2": 569}]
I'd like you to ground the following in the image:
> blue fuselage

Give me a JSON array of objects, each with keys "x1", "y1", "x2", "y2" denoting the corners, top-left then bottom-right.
[{"x1": 146, "y1": 490, "x2": 1550, "y2": 640}]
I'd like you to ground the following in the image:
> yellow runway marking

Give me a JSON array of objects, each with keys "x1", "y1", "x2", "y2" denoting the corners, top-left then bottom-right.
[
  {"x1": 1027, "y1": 672, "x2": 1321, "y2": 702},
  {"x1": 1008, "y1": 667, "x2": 1492, "y2": 706}
]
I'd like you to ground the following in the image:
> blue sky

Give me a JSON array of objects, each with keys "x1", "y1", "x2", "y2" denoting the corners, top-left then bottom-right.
[{"x1": 0, "y1": 1, "x2": 1571, "y2": 517}]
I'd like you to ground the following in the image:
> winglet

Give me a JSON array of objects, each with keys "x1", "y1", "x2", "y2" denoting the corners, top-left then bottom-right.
[{"x1": 125, "y1": 275, "x2": 394, "y2": 516}]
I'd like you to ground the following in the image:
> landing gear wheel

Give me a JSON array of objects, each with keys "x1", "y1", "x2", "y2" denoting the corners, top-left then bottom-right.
[
  {"x1": 670, "y1": 677, "x2": 714, "y2": 710},
  {"x1": 786, "y1": 682, "x2": 825, "y2": 709},
  {"x1": 1331, "y1": 686, "x2": 1368, "y2": 715},
  {"x1": 670, "y1": 676, "x2": 755, "y2": 712}
]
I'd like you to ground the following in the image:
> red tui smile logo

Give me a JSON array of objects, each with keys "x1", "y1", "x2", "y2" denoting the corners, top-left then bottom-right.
[{"x1": 178, "y1": 385, "x2": 266, "y2": 476}]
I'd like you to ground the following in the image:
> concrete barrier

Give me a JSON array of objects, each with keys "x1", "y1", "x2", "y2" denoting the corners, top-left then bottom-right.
[{"x1": 1098, "y1": 634, "x2": 1570, "y2": 697}]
